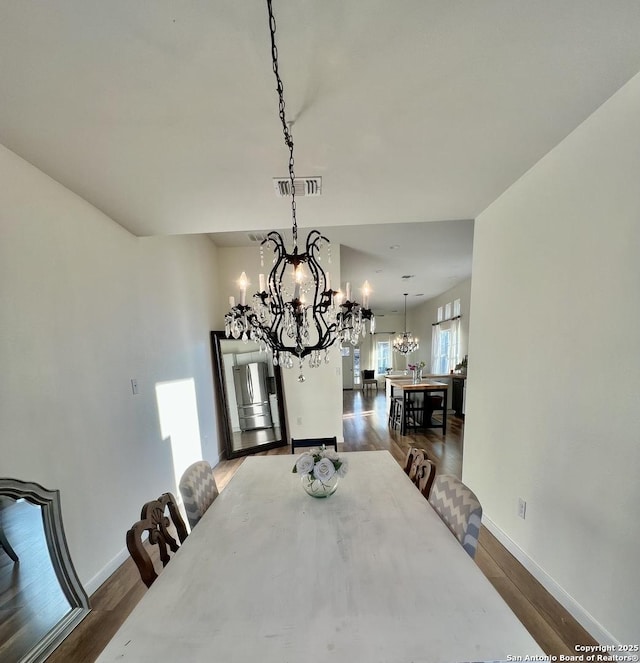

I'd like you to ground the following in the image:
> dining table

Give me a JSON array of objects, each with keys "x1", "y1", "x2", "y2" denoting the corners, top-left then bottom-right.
[{"x1": 96, "y1": 451, "x2": 543, "y2": 662}]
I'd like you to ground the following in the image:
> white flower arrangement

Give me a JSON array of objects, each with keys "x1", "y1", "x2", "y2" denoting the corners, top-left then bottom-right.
[{"x1": 292, "y1": 445, "x2": 348, "y2": 496}]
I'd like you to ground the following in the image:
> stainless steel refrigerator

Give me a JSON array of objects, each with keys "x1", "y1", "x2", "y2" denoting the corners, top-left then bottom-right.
[{"x1": 233, "y1": 362, "x2": 273, "y2": 431}]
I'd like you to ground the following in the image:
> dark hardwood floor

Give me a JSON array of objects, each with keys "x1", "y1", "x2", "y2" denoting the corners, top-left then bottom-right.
[
  {"x1": 0, "y1": 500, "x2": 71, "y2": 663},
  {"x1": 45, "y1": 389, "x2": 597, "y2": 662}
]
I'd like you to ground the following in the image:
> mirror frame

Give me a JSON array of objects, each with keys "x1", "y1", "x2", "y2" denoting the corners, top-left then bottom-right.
[
  {"x1": 0, "y1": 477, "x2": 90, "y2": 663},
  {"x1": 210, "y1": 331, "x2": 289, "y2": 458}
]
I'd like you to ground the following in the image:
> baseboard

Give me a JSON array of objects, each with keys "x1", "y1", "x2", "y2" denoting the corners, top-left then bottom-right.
[
  {"x1": 482, "y1": 516, "x2": 618, "y2": 646},
  {"x1": 83, "y1": 545, "x2": 131, "y2": 596}
]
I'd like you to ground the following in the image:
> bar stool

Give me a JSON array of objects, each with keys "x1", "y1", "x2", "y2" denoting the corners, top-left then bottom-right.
[
  {"x1": 404, "y1": 392, "x2": 423, "y2": 431},
  {"x1": 387, "y1": 398, "x2": 396, "y2": 427},
  {"x1": 425, "y1": 395, "x2": 443, "y2": 426},
  {"x1": 388, "y1": 397, "x2": 404, "y2": 430}
]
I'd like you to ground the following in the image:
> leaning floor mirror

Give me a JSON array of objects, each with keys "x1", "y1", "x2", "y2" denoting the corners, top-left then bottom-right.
[
  {"x1": 210, "y1": 331, "x2": 288, "y2": 458},
  {"x1": 0, "y1": 478, "x2": 90, "y2": 663}
]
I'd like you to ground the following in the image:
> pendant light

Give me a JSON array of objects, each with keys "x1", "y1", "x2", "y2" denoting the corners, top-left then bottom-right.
[
  {"x1": 224, "y1": 0, "x2": 374, "y2": 381},
  {"x1": 393, "y1": 293, "x2": 419, "y2": 355}
]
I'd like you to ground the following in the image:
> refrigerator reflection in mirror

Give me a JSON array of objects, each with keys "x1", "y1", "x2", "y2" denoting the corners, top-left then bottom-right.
[{"x1": 220, "y1": 342, "x2": 282, "y2": 453}]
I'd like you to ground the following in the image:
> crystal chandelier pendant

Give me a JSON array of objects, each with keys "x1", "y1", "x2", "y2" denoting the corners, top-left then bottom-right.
[
  {"x1": 222, "y1": 0, "x2": 374, "y2": 379},
  {"x1": 393, "y1": 293, "x2": 419, "y2": 355}
]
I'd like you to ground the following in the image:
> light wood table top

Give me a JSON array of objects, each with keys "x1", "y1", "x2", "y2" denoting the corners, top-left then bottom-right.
[
  {"x1": 385, "y1": 373, "x2": 451, "y2": 380},
  {"x1": 97, "y1": 451, "x2": 542, "y2": 662},
  {"x1": 389, "y1": 378, "x2": 449, "y2": 391}
]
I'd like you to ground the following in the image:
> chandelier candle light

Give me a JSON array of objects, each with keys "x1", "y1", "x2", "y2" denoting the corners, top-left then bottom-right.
[
  {"x1": 224, "y1": 0, "x2": 374, "y2": 381},
  {"x1": 393, "y1": 293, "x2": 419, "y2": 355}
]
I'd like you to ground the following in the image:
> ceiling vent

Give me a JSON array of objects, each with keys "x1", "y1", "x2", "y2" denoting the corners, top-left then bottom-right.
[
  {"x1": 247, "y1": 232, "x2": 269, "y2": 243},
  {"x1": 273, "y1": 177, "x2": 322, "y2": 197}
]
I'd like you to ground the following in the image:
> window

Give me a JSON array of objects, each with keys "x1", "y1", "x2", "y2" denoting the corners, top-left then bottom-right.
[
  {"x1": 376, "y1": 341, "x2": 390, "y2": 375},
  {"x1": 353, "y1": 348, "x2": 361, "y2": 385},
  {"x1": 431, "y1": 316, "x2": 461, "y2": 375},
  {"x1": 432, "y1": 328, "x2": 451, "y2": 374}
]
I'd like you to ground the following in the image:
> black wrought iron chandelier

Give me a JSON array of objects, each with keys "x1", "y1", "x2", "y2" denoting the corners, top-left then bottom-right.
[
  {"x1": 224, "y1": 0, "x2": 374, "y2": 381},
  {"x1": 393, "y1": 293, "x2": 419, "y2": 355}
]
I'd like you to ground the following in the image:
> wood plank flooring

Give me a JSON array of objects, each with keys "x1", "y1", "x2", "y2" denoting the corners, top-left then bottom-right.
[
  {"x1": 0, "y1": 499, "x2": 72, "y2": 663},
  {"x1": 46, "y1": 389, "x2": 597, "y2": 662}
]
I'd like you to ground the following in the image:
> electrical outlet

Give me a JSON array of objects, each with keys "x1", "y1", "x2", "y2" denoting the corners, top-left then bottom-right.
[
  {"x1": 518, "y1": 498, "x2": 527, "y2": 519},
  {"x1": 296, "y1": 416, "x2": 303, "y2": 425}
]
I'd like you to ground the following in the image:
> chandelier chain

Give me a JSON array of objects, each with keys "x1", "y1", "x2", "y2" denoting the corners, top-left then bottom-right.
[
  {"x1": 267, "y1": 0, "x2": 297, "y2": 247},
  {"x1": 404, "y1": 293, "x2": 407, "y2": 331}
]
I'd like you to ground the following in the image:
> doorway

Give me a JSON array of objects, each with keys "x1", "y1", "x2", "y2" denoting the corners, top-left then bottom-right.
[{"x1": 341, "y1": 346, "x2": 354, "y2": 389}]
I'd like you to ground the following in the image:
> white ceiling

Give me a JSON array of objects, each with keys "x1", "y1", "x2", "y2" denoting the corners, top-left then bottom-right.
[{"x1": 2, "y1": 1, "x2": 640, "y2": 311}]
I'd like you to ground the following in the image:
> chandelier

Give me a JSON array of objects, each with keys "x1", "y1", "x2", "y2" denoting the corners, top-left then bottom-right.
[
  {"x1": 393, "y1": 293, "x2": 419, "y2": 355},
  {"x1": 224, "y1": 0, "x2": 374, "y2": 381}
]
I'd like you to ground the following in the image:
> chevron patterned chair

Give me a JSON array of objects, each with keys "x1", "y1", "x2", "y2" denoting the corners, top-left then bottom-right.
[
  {"x1": 428, "y1": 475, "x2": 482, "y2": 558},
  {"x1": 179, "y1": 460, "x2": 219, "y2": 530}
]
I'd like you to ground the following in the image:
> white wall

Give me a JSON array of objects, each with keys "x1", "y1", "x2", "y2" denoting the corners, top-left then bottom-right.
[
  {"x1": 0, "y1": 145, "x2": 222, "y2": 592},
  {"x1": 214, "y1": 244, "x2": 344, "y2": 442},
  {"x1": 463, "y1": 74, "x2": 640, "y2": 643},
  {"x1": 408, "y1": 278, "x2": 472, "y2": 373}
]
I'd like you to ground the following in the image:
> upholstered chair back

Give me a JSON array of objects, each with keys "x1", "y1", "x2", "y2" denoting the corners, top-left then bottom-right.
[
  {"x1": 179, "y1": 461, "x2": 219, "y2": 530},
  {"x1": 428, "y1": 475, "x2": 482, "y2": 558}
]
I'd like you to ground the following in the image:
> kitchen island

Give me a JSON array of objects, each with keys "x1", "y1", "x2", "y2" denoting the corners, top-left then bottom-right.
[{"x1": 387, "y1": 377, "x2": 449, "y2": 435}]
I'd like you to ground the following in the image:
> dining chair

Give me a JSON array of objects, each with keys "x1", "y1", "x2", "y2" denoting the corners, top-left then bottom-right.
[
  {"x1": 403, "y1": 446, "x2": 417, "y2": 473},
  {"x1": 291, "y1": 436, "x2": 338, "y2": 454},
  {"x1": 415, "y1": 457, "x2": 437, "y2": 500},
  {"x1": 403, "y1": 447, "x2": 423, "y2": 475},
  {"x1": 428, "y1": 475, "x2": 483, "y2": 558},
  {"x1": 126, "y1": 492, "x2": 189, "y2": 588},
  {"x1": 361, "y1": 369, "x2": 378, "y2": 392},
  {"x1": 404, "y1": 447, "x2": 426, "y2": 483},
  {"x1": 179, "y1": 460, "x2": 219, "y2": 530}
]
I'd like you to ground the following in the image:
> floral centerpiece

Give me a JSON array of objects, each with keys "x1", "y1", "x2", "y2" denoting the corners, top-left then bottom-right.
[
  {"x1": 292, "y1": 445, "x2": 348, "y2": 498},
  {"x1": 407, "y1": 361, "x2": 426, "y2": 383}
]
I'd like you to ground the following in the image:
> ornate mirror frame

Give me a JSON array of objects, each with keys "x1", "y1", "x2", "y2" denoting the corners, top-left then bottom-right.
[
  {"x1": 210, "y1": 331, "x2": 289, "y2": 458},
  {"x1": 0, "y1": 478, "x2": 90, "y2": 663}
]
